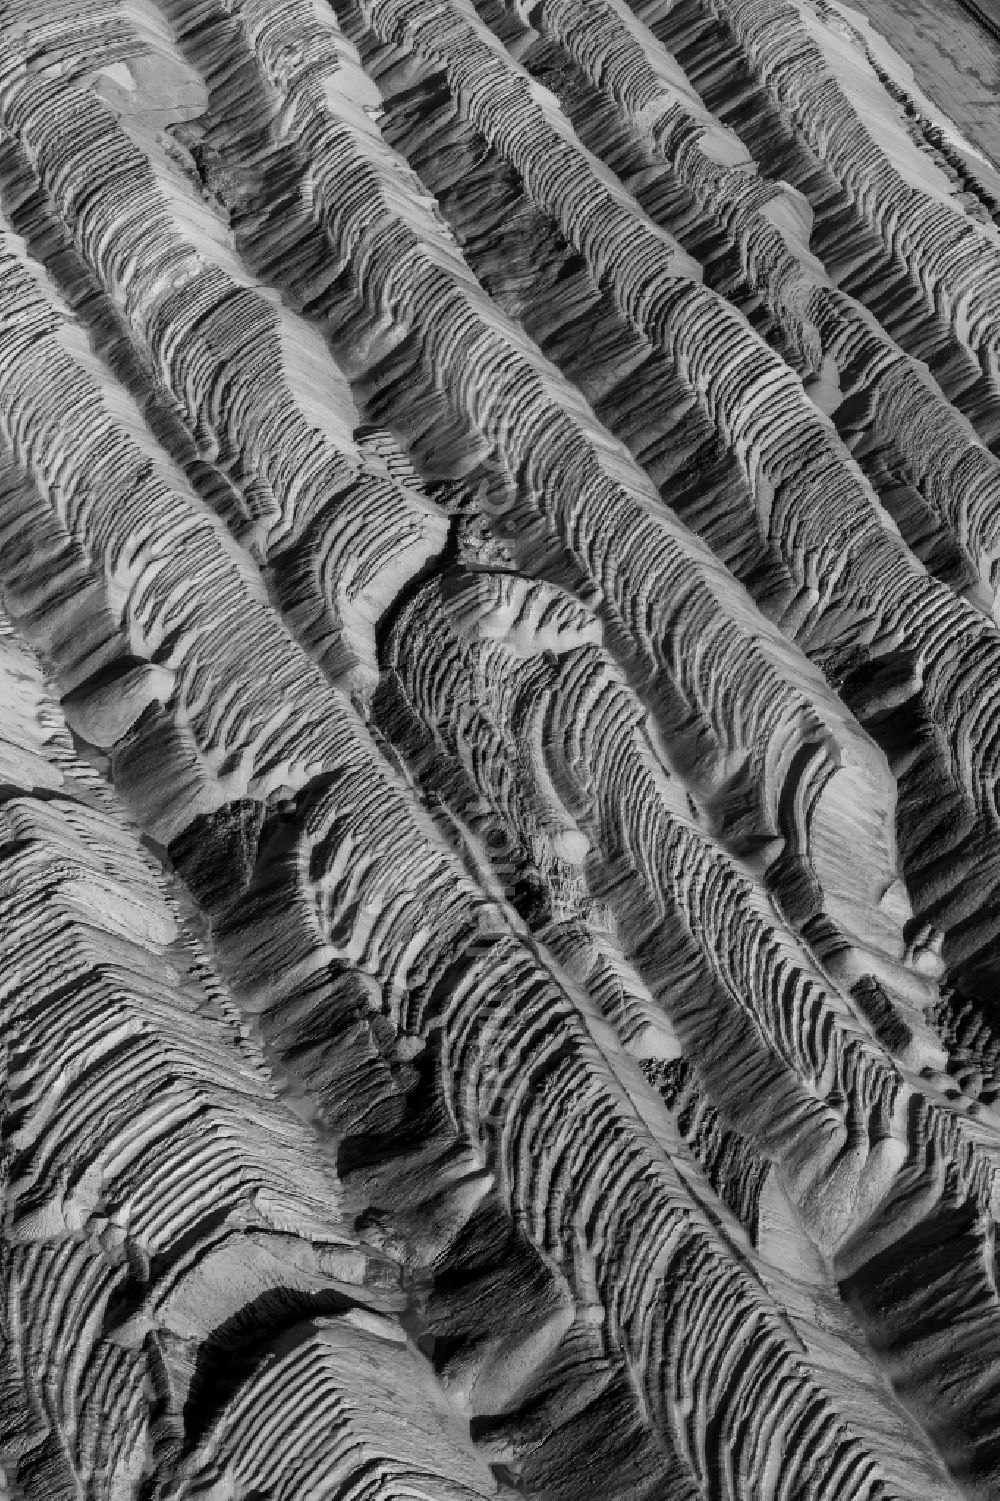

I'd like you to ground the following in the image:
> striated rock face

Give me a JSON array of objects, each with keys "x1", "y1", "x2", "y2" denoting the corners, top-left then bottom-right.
[{"x1": 1, "y1": 0, "x2": 1000, "y2": 1494}]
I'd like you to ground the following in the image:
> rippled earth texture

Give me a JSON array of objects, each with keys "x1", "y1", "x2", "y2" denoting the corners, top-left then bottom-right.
[{"x1": 2, "y1": 0, "x2": 1000, "y2": 1496}]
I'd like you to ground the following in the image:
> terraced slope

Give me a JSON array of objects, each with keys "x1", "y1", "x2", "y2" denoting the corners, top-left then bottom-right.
[{"x1": 1, "y1": 0, "x2": 1000, "y2": 1495}]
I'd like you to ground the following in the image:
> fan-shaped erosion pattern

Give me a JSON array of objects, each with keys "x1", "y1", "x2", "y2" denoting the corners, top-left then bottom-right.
[{"x1": 0, "y1": 0, "x2": 999, "y2": 1495}]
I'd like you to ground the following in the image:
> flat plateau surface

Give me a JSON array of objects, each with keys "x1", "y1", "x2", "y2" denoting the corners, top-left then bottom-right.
[{"x1": 844, "y1": 0, "x2": 1000, "y2": 163}]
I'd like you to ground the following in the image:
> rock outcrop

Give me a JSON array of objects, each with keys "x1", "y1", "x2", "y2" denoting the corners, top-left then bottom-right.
[{"x1": 0, "y1": 0, "x2": 999, "y2": 1495}]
